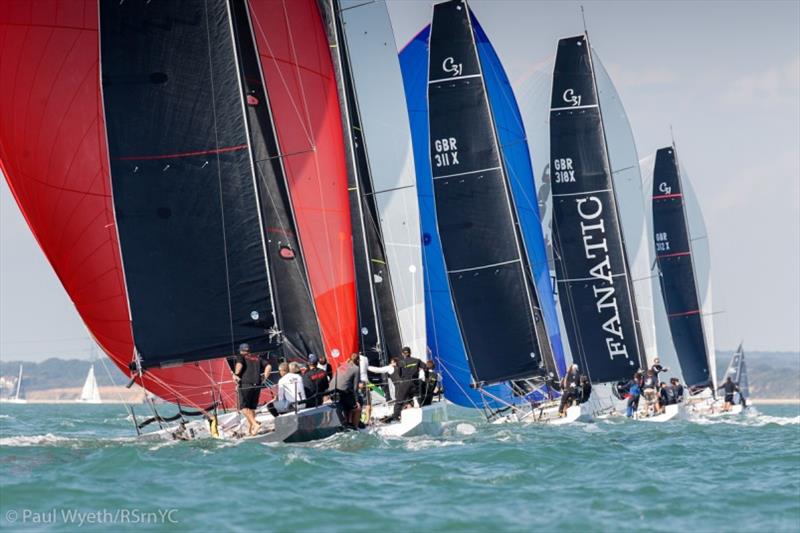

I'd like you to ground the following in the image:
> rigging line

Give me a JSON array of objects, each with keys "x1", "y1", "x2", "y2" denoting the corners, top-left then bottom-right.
[
  {"x1": 283, "y1": 0, "x2": 316, "y2": 150},
  {"x1": 203, "y1": 0, "x2": 236, "y2": 356},
  {"x1": 248, "y1": 5, "x2": 313, "y2": 147}
]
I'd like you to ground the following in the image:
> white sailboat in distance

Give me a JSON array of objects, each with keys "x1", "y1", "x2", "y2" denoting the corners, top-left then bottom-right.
[
  {"x1": 1, "y1": 365, "x2": 27, "y2": 404},
  {"x1": 79, "y1": 365, "x2": 102, "y2": 404}
]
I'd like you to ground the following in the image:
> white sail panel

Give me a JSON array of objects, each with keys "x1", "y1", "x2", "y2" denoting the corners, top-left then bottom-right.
[
  {"x1": 80, "y1": 365, "x2": 102, "y2": 403},
  {"x1": 592, "y1": 50, "x2": 658, "y2": 368},
  {"x1": 341, "y1": 0, "x2": 426, "y2": 358}
]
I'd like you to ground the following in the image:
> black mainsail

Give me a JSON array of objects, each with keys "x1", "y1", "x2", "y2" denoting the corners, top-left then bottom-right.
[
  {"x1": 652, "y1": 145, "x2": 712, "y2": 389},
  {"x1": 99, "y1": 0, "x2": 324, "y2": 368},
  {"x1": 318, "y1": 0, "x2": 404, "y2": 368},
  {"x1": 550, "y1": 34, "x2": 647, "y2": 384},
  {"x1": 427, "y1": 0, "x2": 551, "y2": 385}
]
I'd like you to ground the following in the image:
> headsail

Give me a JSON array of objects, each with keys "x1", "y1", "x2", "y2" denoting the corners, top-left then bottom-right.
[
  {"x1": 652, "y1": 145, "x2": 713, "y2": 389},
  {"x1": 427, "y1": 0, "x2": 551, "y2": 386},
  {"x1": 549, "y1": 34, "x2": 646, "y2": 384}
]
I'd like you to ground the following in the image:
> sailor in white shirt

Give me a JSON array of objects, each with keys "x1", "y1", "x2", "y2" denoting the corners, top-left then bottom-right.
[
  {"x1": 274, "y1": 362, "x2": 306, "y2": 414},
  {"x1": 368, "y1": 357, "x2": 398, "y2": 401}
]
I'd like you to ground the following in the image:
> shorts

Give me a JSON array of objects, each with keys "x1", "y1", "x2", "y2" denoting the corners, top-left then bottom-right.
[
  {"x1": 238, "y1": 384, "x2": 261, "y2": 410},
  {"x1": 337, "y1": 390, "x2": 357, "y2": 410},
  {"x1": 643, "y1": 388, "x2": 656, "y2": 402},
  {"x1": 724, "y1": 394, "x2": 734, "y2": 404}
]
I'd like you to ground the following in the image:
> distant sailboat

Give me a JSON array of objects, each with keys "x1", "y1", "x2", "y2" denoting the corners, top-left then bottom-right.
[
  {"x1": 1, "y1": 365, "x2": 27, "y2": 404},
  {"x1": 721, "y1": 343, "x2": 749, "y2": 410},
  {"x1": 79, "y1": 365, "x2": 102, "y2": 404}
]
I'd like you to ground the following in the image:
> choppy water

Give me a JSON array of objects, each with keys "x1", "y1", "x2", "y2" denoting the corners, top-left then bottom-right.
[{"x1": 1, "y1": 403, "x2": 798, "y2": 532}]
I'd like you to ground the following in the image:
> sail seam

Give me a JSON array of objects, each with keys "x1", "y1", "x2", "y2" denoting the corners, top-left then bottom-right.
[
  {"x1": 448, "y1": 259, "x2": 520, "y2": 274},
  {"x1": 428, "y1": 73, "x2": 481, "y2": 84},
  {"x1": 552, "y1": 187, "x2": 611, "y2": 198},
  {"x1": 433, "y1": 165, "x2": 501, "y2": 180}
]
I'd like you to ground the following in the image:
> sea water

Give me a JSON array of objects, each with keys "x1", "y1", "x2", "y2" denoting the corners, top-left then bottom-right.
[{"x1": 1, "y1": 403, "x2": 798, "y2": 532}]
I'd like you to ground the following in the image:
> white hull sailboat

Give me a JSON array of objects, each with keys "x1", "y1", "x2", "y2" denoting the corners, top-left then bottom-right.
[
  {"x1": 1, "y1": 365, "x2": 27, "y2": 404},
  {"x1": 79, "y1": 365, "x2": 102, "y2": 404}
]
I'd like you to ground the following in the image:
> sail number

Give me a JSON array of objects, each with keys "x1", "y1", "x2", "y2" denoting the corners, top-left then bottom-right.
[
  {"x1": 553, "y1": 157, "x2": 576, "y2": 183},
  {"x1": 655, "y1": 231, "x2": 671, "y2": 252},
  {"x1": 434, "y1": 137, "x2": 459, "y2": 168}
]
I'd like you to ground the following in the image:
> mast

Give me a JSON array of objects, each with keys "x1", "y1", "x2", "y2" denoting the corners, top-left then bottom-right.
[
  {"x1": 652, "y1": 144, "x2": 713, "y2": 389},
  {"x1": 549, "y1": 33, "x2": 646, "y2": 384},
  {"x1": 427, "y1": 0, "x2": 550, "y2": 386}
]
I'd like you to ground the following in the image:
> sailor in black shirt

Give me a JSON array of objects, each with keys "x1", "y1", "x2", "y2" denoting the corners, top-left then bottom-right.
[
  {"x1": 231, "y1": 343, "x2": 270, "y2": 436},
  {"x1": 717, "y1": 377, "x2": 740, "y2": 412}
]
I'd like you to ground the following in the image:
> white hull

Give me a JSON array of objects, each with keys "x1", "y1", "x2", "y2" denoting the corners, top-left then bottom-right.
[
  {"x1": 370, "y1": 402, "x2": 447, "y2": 438},
  {"x1": 492, "y1": 402, "x2": 583, "y2": 426},
  {"x1": 636, "y1": 402, "x2": 680, "y2": 422},
  {"x1": 0, "y1": 398, "x2": 27, "y2": 404}
]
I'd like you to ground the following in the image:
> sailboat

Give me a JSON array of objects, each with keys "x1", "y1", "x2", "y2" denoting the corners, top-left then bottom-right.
[
  {"x1": 548, "y1": 32, "x2": 673, "y2": 420},
  {"x1": 1, "y1": 365, "x2": 27, "y2": 404},
  {"x1": 79, "y1": 365, "x2": 102, "y2": 404},
  {"x1": 650, "y1": 144, "x2": 720, "y2": 416},
  {"x1": 401, "y1": 0, "x2": 569, "y2": 425},
  {"x1": 1, "y1": 0, "x2": 359, "y2": 442}
]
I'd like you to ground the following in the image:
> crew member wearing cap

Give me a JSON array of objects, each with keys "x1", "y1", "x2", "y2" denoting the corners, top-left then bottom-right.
[
  {"x1": 232, "y1": 343, "x2": 270, "y2": 436},
  {"x1": 302, "y1": 354, "x2": 329, "y2": 407}
]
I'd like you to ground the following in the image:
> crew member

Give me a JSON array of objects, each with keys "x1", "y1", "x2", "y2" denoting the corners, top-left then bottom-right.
[
  {"x1": 559, "y1": 364, "x2": 580, "y2": 415},
  {"x1": 717, "y1": 376, "x2": 740, "y2": 412},
  {"x1": 650, "y1": 357, "x2": 669, "y2": 382},
  {"x1": 626, "y1": 372, "x2": 642, "y2": 418},
  {"x1": 421, "y1": 360, "x2": 439, "y2": 406},
  {"x1": 368, "y1": 357, "x2": 399, "y2": 401},
  {"x1": 302, "y1": 354, "x2": 329, "y2": 407},
  {"x1": 232, "y1": 343, "x2": 270, "y2": 436},
  {"x1": 268, "y1": 362, "x2": 306, "y2": 416},
  {"x1": 671, "y1": 377, "x2": 684, "y2": 403},
  {"x1": 328, "y1": 353, "x2": 361, "y2": 428},
  {"x1": 318, "y1": 354, "x2": 333, "y2": 381},
  {"x1": 641, "y1": 369, "x2": 658, "y2": 414},
  {"x1": 577, "y1": 375, "x2": 592, "y2": 404},
  {"x1": 385, "y1": 347, "x2": 424, "y2": 422}
]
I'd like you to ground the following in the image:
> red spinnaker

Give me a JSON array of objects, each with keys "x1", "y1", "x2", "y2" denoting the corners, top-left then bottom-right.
[
  {"x1": 0, "y1": 1, "x2": 236, "y2": 408},
  {"x1": 248, "y1": 0, "x2": 358, "y2": 371}
]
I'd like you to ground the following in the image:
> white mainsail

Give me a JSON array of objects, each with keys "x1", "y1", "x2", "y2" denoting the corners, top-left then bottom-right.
[{"x1": 80, "y1": 365, "x2": 102, "y2": 403}]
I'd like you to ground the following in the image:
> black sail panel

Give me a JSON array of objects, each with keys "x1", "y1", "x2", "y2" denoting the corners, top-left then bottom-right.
[
  {"x1": 429, "y1": 0, "x2": 545, "y2": 385},
  {"x1": 100, "y1": 0, "x2": 275, "y2": 368},
  {"x1": 652, "y1": 146, "x2": 711, "y2": 388},
  {"x1": 550, "y1": 35, "x2": 644, "y2": 384},
  {"x1": 229, "y1": 0, "x2": 324, "y2": 361}
]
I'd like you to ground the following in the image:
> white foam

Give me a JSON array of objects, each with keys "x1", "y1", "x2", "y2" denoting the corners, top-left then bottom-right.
[
  {"x1": 455, "y1": 423, "x2": 476, "y2": 435},
  {"x1": 0, "y1": 433, "x2": 72, "y2": 447},
  {"x1": 403, "y1": 438, "x2": 464, "y2": 451}
]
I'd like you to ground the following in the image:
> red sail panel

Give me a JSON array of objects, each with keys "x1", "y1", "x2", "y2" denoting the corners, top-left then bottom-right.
[
  {"x1": 247, "y1": 0, "x2": 358, "y2": 371},
  {"x1": 0, "y1": 1, "x2": 235, "y2": 408}
]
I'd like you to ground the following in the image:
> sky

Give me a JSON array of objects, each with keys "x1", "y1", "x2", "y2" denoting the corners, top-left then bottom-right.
[{"x1": 1, "y1": 0, "x2": 798, "y2": 361}]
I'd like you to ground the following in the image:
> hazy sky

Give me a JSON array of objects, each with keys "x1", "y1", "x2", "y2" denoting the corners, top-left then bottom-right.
[{"x1": 1, "y1": 0, "x2": 798, "y2": 361}]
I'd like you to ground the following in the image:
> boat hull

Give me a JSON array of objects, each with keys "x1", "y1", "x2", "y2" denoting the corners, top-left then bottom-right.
[{"x1": 371, "y1": 402, "x2": 448, "y2": 438}]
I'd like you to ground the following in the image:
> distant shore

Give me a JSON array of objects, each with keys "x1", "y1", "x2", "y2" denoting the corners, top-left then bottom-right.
[{"x1": 748, "y1": 398, "x2": 800, "y2": 405}]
